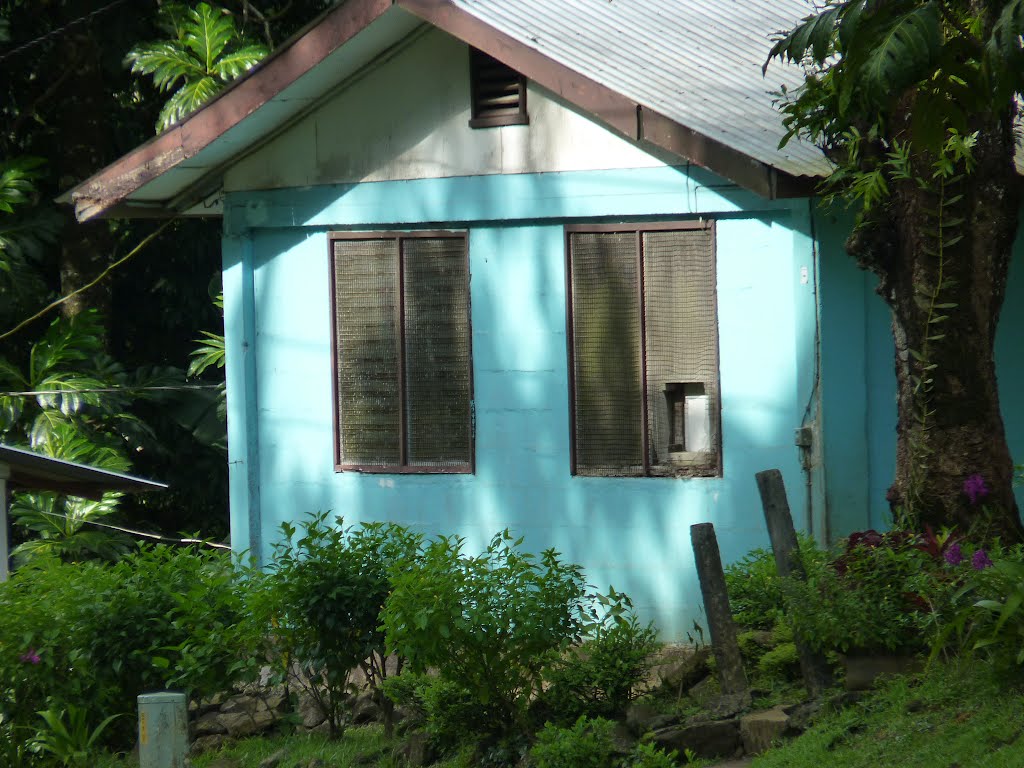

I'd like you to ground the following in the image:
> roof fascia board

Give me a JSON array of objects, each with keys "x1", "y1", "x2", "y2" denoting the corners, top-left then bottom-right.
[
  {"x1": 68, "y1": 0, "x2": 396, "y2": 222},
  {"x1": 397, "y1": 0, "x2": 813, "y2": 199}
]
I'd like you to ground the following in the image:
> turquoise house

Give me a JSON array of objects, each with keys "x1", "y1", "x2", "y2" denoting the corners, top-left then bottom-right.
[{"x1": 66, "y1": 0, "x2": 1024, "y2": 639}]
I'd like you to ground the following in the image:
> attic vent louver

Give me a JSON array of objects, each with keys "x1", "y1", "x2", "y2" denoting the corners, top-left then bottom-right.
[{"x1": 469, "y1": 48, "x2": 528, "y2": 128}]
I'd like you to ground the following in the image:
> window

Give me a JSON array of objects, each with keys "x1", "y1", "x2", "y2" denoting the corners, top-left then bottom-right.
[
  {"x1": 469, "y1": 47, "x2": 528, "y2": 128},
  {"x1": 566, "y1": 222, "x2": 720, "y2": 477},
  {"x1": 330, "y1": 232, "x2": 473, "y2": 473}
]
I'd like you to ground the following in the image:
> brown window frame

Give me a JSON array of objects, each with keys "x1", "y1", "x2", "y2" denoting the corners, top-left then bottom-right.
[
  {"x1": 468, "y1": 47, "x2": 529, "y2": 128},
  {"x1": 564, "y1": 221, "x2": 722, "y2": 478},
  {"x1": 329, "y1": 230, "x2": 475, "y2": 474}
]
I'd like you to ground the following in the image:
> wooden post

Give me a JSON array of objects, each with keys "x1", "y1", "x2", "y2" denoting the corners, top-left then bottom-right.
[
  {"x1": 755, "y1": 469, "x2": 833, "y2": 697},
  {"x1": 690, "y1": 522, "x2": 748, "y2": 695}
]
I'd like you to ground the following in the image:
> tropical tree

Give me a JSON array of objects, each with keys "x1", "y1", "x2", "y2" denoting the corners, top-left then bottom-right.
[
  {"x1": 767, "y1": 1, "x2": 1024, "y2": 540},
  {"x1": 0, "y1": 311, "x2": 181, "y2": 562},
  {"x1": 126, "y1": 2, "x2": 269, "y2": 132}
]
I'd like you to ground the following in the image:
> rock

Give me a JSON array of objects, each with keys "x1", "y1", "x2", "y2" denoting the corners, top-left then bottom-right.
[
  {"x1": 218, "y1": 708, "x2": 277, "y2": 738},
  {"x1": 705, "y1": 691, "x2": 752, "y2": 720},
  {"x1": 740, "y1": 706, "x2": 790, "y2": 754},
  {"x1": 400, "y1": 732, "x2": 436, "y2": 767},
  {"x1": 190, "y1": 734, "x2": 229, "y2": 755},
  {"x1": 650, "y1": 719, "x2": 742, "y2": 759},
  {"x1": 297, "y1": 693, "x2": 327, "y2": 729},
  {"x1": 192, "y1": 711, "x2": 228, "y2": 737},
  {"x1": 784, "y1": 699, "x2": 823, "y2": 734},
  {"x1": 207, "y1": 759, "x2": 242, "y2": 768},
  {"x1": 625, "y1": 702, "x2": 679, "y2": 736},
  {"x1": 686, "y1": 676, "x2": 720, "y2": 706},
  {"x1": 259, "y1": 748, "x2": 288, "y2": 768},
  {"x1": 219, "y1": 695, "x2": 262, "y2": 715},
  {"x1": 351, "y1": 692, "x2": 381, "y2": 725},
  {"x1": 648, "y1": 645, "x2": 711, "y2": 694}
]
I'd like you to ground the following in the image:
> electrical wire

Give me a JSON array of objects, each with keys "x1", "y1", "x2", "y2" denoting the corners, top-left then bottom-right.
[
  {"x1": 1, "y1": 385, "x2": 222, "y2": 397},
  {"x1": 14, "y1": 507, "x2": 231, "y2": 550},
  {"x1": 0, "y1": 0, "x2": 136, "y2": 65}
]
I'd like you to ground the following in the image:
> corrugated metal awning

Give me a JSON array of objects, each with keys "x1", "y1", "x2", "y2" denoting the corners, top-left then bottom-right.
[{"x1": 0, "y1": 444, "x2": 167, "y2": 500}]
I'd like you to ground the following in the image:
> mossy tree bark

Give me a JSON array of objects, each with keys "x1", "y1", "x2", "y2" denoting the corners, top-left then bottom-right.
[{"x1": 849, "y1": 107, "x2": 1023, "y2": 542}]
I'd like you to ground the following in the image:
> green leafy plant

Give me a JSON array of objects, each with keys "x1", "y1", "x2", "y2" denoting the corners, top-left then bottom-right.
[
  {"x1": 725, "y1": 534, "x2": 828, "y2": 630},
  {"x1": 0, "y1": 545, "x2": 260, "y2": 753},
  {"x1": 126, "y1": 2, "x2": 269, "y2": 132},
  {"x1": 382, "y1": 530, "x2": 590, "y2": 741},
  {"x1": 260, "y1": 512, "x2": 421, "y2": 737},
  {"x1": 529, "y1": 716, "x2": 618, "y2": 768},
  {"x1": 539, "y1": 592, "x2": 659, "y2": 724},
  {"x1": 29, "y1": 706, "x2": 120, "y2": 767}
]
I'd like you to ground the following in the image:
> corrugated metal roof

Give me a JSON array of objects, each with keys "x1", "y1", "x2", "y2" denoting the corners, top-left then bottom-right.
[
  {"x1": 66, "y1": 0, "x2": 837, "y2": 220},
  {"x1": 0, "y1": 443, "x2": 167, "y2": 499},
  {"x1": 450, "y1": 0, "x2": 829, "y2": 178}
]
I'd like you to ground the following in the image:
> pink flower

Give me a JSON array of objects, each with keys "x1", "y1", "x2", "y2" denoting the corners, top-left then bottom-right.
[{"x1": 19, "y1": 649, "x2": 40, "y2": 665}]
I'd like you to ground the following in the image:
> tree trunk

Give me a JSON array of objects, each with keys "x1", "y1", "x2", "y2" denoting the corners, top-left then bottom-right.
[{"x1": 851, "y1": 113, "x2": 1023, "y2": 543}]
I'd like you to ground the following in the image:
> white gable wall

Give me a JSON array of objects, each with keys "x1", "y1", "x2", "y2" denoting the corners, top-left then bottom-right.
[{"x1": 224, "y1": 27, "x2": 666, "y2": 192}]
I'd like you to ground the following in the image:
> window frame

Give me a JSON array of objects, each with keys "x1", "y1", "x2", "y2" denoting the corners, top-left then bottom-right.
[
  {"x1": 328, "y1": 230, "x2": 475, "y2": 475},
  {"x1": 564, "y1": 220, "x2": 722, "y2": 478}
]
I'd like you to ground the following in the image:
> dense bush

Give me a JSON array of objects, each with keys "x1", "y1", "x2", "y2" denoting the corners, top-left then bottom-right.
[
  {"x1": 381, "y1": 530, "x2": 591, "y2": 740},
  {"x1": 724, "y1": 533, "x2": 827, "y2": 630},
  {"x1": 0, "y1": 545, "x2": 260, "y2": 756},
  {"x1": 538, "y1": 594, "x2": 659, "y2": 724},
  {"x1": 529, "y1": 716, "x2": 618, "y2": 768},
  {"x1": 258, "y1": 512, "x2": 421, "y2": 736}
]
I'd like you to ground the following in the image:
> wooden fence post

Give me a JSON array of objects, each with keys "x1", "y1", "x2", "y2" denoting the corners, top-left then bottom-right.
[
  {"x1": 755, "y1": 469, "x2": 833, "y2": 698},
  {"x1": 690, "y1": 522, "x2": 748, "y2": 696}
]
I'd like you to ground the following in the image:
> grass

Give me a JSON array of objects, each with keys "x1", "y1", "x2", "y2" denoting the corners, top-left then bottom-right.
[
  {"x1": 94, "y1": 726, "x2": 474, "y2": 768},
  {"x1": 753, "y1": 659, "x2": 1024, "y2": 768}
]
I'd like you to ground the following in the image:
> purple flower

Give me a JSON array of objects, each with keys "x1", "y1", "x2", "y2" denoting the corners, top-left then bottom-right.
[
  {"x1": 944, "y1": 543, "x2": 963, "y2": 566},
  {"x1": 963, "y1": 474, "x2": 989, "y2": 505},
  {"x1": 972, "y1": 550, "x2": 994, "y2": 570},
  {"x1": 19, "y1": 649, "x2": 40, "y2": 665}
]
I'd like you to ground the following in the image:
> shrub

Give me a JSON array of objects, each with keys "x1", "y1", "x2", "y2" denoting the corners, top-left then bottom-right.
[
  {"x1": 529, "y1": 716, "x2": 618, "y2": 768},
  {"x1": 259, "y1": 512, "x2": 421, "y2": 736},
  {"x1": 381, "y1": 530, "x2": 590, "y2": 740},
  {"x1": 0, "y1": 545, "x2": 260, "y2": 753},
  {"x1": 624, "y1": 742, "x2": 682, "y2": 768},
  {"x1": 539, "y1": 593, "x2": 659, "y2": 724},
  {"x1": 724, "y1": 534, "x2": 826, "y2": 630}
]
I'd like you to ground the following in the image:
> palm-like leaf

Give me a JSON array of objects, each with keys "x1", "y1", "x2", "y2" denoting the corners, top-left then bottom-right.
[
  {"x1": 157, "y1": 77, "x2": 222, "y2": 131},
  {"x1": 126, "y1": 2, "x2": 268, "y2": 133},
  {"x1": 184, "y1": 2, "x2": 235, "y2": 70},
  {"x1": 856, "y1": 3, "x2": 941, "y2": 100},
  {"x1": 125, "y1": 43, "x2": 206, "y2": 92},
  {"x1": 188, "y1": 330, "x2": 226, "y2": 377}
]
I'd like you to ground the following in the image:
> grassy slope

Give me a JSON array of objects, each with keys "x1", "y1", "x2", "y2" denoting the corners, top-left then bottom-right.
[{"x1": 754, "y1": 661, "x2": 1024, "y2": 768}]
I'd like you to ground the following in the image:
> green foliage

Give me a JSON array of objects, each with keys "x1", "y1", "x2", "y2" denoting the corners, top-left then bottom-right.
[
  {"x1": 382, "y1": 673, "x2": 493, "y2": 752},
  {"x1": 757, "y1": 642, "x2": 800, "y2": 678},
  {"x1": 935, "y1": 552, "x2": 1024, "y2": 669},
  {"x1": 382, "y1": 530, "x2": 590, "y2": 738},
  {"x1": 783, "y1": 535, "x2": 932, "y2": 654},
  {"x1": 29, "y1": 706, "x2": 120, "y2": 767},
  {"x1": 260, "y1": 512, "x2": 421, "y2": 736},
  {"x1": 725, "y1": 534, "x2": 827, "y2": 630},
  {"x1": 529, "y1": 716, "x2": 618, "y2": 768},
  {"x1": 0, "y1": 546, "x2": 260, "y2": 753},
  {"x1": 126, "y1": 2, "x2": 269, "y2": 132},
  {"x1": 539, "y1": 598, "x2": 659, "y2": 724}
]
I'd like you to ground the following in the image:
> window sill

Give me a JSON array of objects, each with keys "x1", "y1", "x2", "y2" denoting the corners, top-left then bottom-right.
[{"x1": 337, "y1": 464, "x2": 473, "y2": 475}]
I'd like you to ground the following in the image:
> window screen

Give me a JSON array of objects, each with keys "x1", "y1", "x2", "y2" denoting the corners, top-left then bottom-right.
[
  {"x1": 331, "y1": 232, "x2": 472, "y2": 473},
  {"x1": 567, "y1": 223, "x2": 720, "y2": 477}
]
